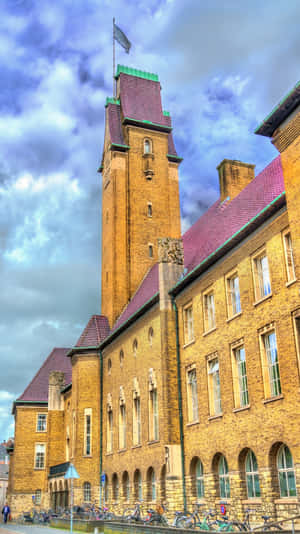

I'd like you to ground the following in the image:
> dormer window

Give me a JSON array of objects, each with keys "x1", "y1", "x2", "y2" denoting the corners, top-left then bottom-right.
[{"x1": 144, "y1": 138, "x2": 152, "y2": 154}]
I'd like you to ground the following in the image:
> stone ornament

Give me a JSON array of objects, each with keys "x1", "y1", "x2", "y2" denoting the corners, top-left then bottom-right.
[{"x1": 158, "y1": 237, "x2": 184, "y2": 264}]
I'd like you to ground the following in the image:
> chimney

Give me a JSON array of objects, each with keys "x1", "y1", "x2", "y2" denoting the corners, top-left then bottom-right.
[
  {"x1": 158, "y1": 237, "x2": 184, "y2": 311},
  {"x1": 48, "y1": 371, "x2": 65, "y2": 411},
  {"x1": 217, "y1": 159, "x2": 255, "y2": 202}
]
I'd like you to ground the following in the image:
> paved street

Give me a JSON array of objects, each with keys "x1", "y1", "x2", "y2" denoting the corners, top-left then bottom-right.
[{"x1": 0, "y1": 523, "x2": 96, "y2": 534}]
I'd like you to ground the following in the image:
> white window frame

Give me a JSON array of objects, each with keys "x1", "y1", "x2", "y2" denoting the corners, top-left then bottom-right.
[
  {"x1": 252, "y1": 249, "x2": 272, "y2": 301},
  {"x1": 203, "y1": 289, "x2": 216, "y2": 332},
  {"x1": 34, "y1": 443, "x2": 46, "y2": 469},
  {"x1": 226, "y1": 270, "x2": 241, "y2": 317},
  {"x1": 36, "y1": 413, "x2": 47, "y2": 432},
  {"x1": 283, "y1": 229, "x2": 296, "y2": 283},
  {"x1": 83, "y1": 481, "x2": 91, "y2": 502},
  {"x1": 183, "y1": 302, "x2": 194, "y2": 345},
  {"x1": 259, "y1": 324, "x2": 281, "y2": 399},
  {"x1": 231, "y1": 340, "x2": 249, "y2": 408},
  {"x1": 207, "y1": 355, "x2": 222, "y2": 416},
  {"x1": 35, "y1": 489, "x2": 42, "y2": 504},
  {"x1": 84, "y1": 408, "x2": 92, "y2": 456},
  {"x1": 277, "y1": 444, "x2": 297, "y2": 498},
  {"x1": 186, "y1": 366, "x2": 198, "y2": 422}
]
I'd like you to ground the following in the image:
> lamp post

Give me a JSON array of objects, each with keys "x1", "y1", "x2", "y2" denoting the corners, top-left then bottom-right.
[{"x1": 65, "y1": 463, "x2": 80, "y2": 534}]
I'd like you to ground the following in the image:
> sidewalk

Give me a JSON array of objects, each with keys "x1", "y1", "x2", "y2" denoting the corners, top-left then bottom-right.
[{"x1": 0, "y1": 524, "x2": 91, "y2": 534}]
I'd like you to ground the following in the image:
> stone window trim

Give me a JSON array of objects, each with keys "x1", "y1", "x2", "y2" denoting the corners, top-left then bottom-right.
[
  {"x1": 186, "y1": 364, "x2": 199, "y2": 423},
  {"x1": 258, "y1": 323, "x2": 282, "y2": 400},
  {"x1": 143, "y1": 137, "x2": 153, "y2": 155},
  {"x1": 203, "y1": 287, "x2": 216, "y2": 333},
  {"x1": 207, "y1": 353, "x2": 222, "y2": 417},
  {"x1": 34, "y1": 443, "x2": 46, "y2": 470},
  {"x1": 147, "y1": 202, "x2": 153, "y2": 218},
  {"x1": 282, "y1": 228, "x2": 296, "y2": 284},
  {"x1": 36, "y1": 413, "x2": 47, "y2": 433},
  {"x1": 83, "y1": 408, "x2": 92, "y2": 457},
  {"x1": 183, "y1": 301, "x2": 195, "y2": 346},
  {"x1": 251, "y1": 247, "x2": 272, "y2": 303},
  {"x1": 225, "y1": 268, "x2": 242, "y2": 319}
]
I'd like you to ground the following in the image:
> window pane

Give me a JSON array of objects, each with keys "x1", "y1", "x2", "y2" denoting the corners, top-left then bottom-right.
[
  {"x1": 279, "y1": 471, "x2": 288, "y2": 497},
  {"x1": 288, "y1": 471, "x2": 297, "y2": 496}
]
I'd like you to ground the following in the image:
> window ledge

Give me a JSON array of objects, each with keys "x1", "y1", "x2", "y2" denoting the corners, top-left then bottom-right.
[
  {"x1": 217, "y1": 499, "x2": 231, "y2": 504},
  {"x1": 226, "y1": 311, "x2": 242, "y2": 323},
  {"x1": 183, "y1": 339, "x2": 195, "y2": 349},
  {"x1": 105, "y1": 452, "x2": 114, "y2": 456},
  {"x1": 253, "y1": 293, "x2": 272, "y2": 307},
  {"x1": 83, "y1": 455, "x2": 92, "y2": 458},
  {"x1": 147, "y1": 440, "x2": 160, "y2": 446},
  {"x1": 263, "y1": 394, "x2": 284, "y2": 404},
  {"x1": 34, "y1": 468, "x2": 45, "y2": 471},
  {"x1": 36, "y1": 430, "x2": 47, "y2": 433},
  {"x1": 233, "y1": 404, "x2": 250, "y2": 413},
  {"x1": 274, "y1": 498, "x2": 298, "y2": 504},
  {"x1": 186, "y1": 420, "x2": 200, "y2": 427},
  {"x1": 242, "y1": 499, "x2": 262, "y2": 504},
  {"x1": 208, "y1": 413, "x2": 223, "y2": 421},
  {"x1": 131, "y1": 444, "x2": 142, "y2": 449},
  {"x1": 203, "y1": 327, "x2": 217, "y2": 337},
  {"x1": 118, "y1": 448, "x2": 127, "y2": 453},
  {"x1": 286, "y1": 279, "x2": 297, "y2": 288}
]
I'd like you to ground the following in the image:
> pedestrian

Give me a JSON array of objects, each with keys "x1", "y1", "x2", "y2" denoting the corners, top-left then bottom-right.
[{"x1": 2, "y1": 502, "x2": 11, "y2": 523}]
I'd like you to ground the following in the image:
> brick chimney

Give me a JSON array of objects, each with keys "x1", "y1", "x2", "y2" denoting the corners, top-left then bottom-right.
[
  {"x1": 217, "y1": 159, "x2": 255, "y2": 202},
  {"x1": 158, "y1": 237, "x2": 184, "y2": 311},
  {"x1": 48, "y1": 371, "x2": 65, "y2": 411}
]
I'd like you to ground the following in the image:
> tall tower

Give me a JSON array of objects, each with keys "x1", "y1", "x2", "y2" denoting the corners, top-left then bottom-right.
[{"x1": 99, "y1": 66, "x2": 182, "y2": 327}]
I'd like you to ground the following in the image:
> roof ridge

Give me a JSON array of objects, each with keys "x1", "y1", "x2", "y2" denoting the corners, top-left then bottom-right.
[
  {"x1": 116, "y1": 65, "x2": 159, "y2": 82},
  {"x1": 17, "y1": 347, "x2": 69, "y2": 401}
]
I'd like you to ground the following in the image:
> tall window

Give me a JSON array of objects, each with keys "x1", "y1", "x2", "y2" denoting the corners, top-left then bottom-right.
[
  {"x1": 107, "y1": 408, "x2": 113, "y2": 453},
  {"x1": 277, "y1": 445, "x2": 296, "y2": 497},
  {"x1": 34, "y1": 444, "x2": 45, "y2": 469},
  {"x1": 148, "y1": 327, "x2": 154, "y2": 347},
  {"x1": 262, "y1": 330, "x2": 281, "y2": 397},
  {"x1": 122, "y1": 471, "x2": 130, "y2": 501},
  {"x1": 84, "y1": 409, "x2": 92, "y2": 456},
  {"x1": 133, "y1": 396, "x2": 141, "y2": 445},
  {"x1": 226, "y1": 273, "x2": 241, "y2": 316},
  {"x1": 147, "y1": 202, "x2": 153, "y2": 217},
  {"x1": 245, "y1": 450, "x2": 260, "y2": 498},
  {"x1": 119, "y1": 404, "x2": 126, "y2": 449},
  {"x1": 112, "y1": 473, "x2": 119, "y2": 502},
  {"x1": 83, "y1": 482, "x2": 91, "y2": 502},
  {"x1": 208, "y1": 357, "x2": 221, "y2": 415},
  {"x1": 35, "y1": 489, "x2": 41, "y2": 504},
  {"x1": 147, "y1": 467, "x2": 156, "y2": 501},
  {"x1": 144, "y1": 138, "x2": 152, "y2": 154},
  {"x1": 149, "y1": 244, "x2": 153, "y2": 258},
  {"x1": 133, "y1": 339, "x2": 138, "y2": 358},
  {"x1": 232, "y1": 344, "x2": 249, "y2": 408},
  {"x1": 187, "y1": 367, "x2": 198, "y2": 422},
  {"x1": 194, "y1": 458, "x2": 204, "y2": 498},
  {"x1": 204, "y1": 291, "x2": 215, "y2": 331},
  {"x1": 134, "y1": 469, "x2": 142, "y2": 501},
  {"x1": 219, "y1": 455, "x2": 230, "y2": 498},
  {"x1": 149, "y1": 389, "x2": 159, "y2": 440},
  {"x1": 283, "y1": 231, "x2": 296, "y2": 282},
  {"x1": 183, "y1": 303, "x2": 194, "y2": 344},
  {"x1": 253, "y1": 252, "x2": 271, "y2": 300},
  {"x1": 36, "y1": 414, "x2": 47, "y2": 432}
]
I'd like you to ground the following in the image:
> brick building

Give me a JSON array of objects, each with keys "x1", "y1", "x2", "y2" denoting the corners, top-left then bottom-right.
[{"x1": 7, "y1": 67, "x2": 300, "y2": 520}]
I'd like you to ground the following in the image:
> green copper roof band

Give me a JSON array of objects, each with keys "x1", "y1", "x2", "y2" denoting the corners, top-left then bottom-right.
[
  {"x1": 123, "y1": 116, "x2": 172, "y2": 131},
  {"x1": 255, "y1": 80, "x2": 300, "y2": 134},
  {"x1": 110, "y1": 142, "x2": 130, "y2": 149},
  {"x1": 171, "y1": 191, "x2": 286, "y2": 294},
  {"x1": 105, "y1": 97, "x2": 120, "y2": 107},
  {"x1": 167, "y1": 154, "x2": 183, "y2": 162},
  {"x1": 115, "y1": 65, "x2": 159, "y2": 82},
  {"x1": 163, "y1": 110, "x2": 170, "y2": 117}
]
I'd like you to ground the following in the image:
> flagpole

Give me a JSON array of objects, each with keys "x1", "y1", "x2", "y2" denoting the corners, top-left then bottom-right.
[{"x1": 113, "y1": 17, "x2": 116, "y2": 98}]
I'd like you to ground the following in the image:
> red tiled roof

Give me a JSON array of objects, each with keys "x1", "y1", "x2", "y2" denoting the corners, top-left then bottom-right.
[
  {"x1": 106, "y1": 73, "x2": 179, "y2": 157},
  {"x1": 17, "y1": 348, "x2": 72, "y2": 402},
  {"x1": 111, "y1": 155, "x2": 284, "y2": 333},
  {"x1": 75, "y1": 315, "x2": 110, "y2": 347}
]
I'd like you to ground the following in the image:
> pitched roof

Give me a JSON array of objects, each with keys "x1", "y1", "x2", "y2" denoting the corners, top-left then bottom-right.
[
  {"x1": 111, "y1": 155, "x2": 284, "y2": 333},
  {"x1": 107, "y1": 103, "x2": 126, "y2": 147},
  {"x1": 17, "y1": 348, "x2": 72, "y2": 403},
  {"x1": 75, "y1": 315, "x2": 110, "y2": 347}
]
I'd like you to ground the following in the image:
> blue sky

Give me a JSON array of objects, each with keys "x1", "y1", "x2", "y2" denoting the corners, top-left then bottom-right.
[{"x1": 0, "y1": 0, "x2": 299, "y2": 440}]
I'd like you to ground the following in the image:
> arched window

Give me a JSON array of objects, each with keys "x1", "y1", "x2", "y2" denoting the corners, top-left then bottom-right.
[
  {"x1": 277, "y1": 445, "x2": 296, "y2": 497},
  {"x1": 122, "y1": 471, "x2": 130, "y2": 501},
  {"x1": 104, "y1": 474, "x2": 109, "y2": 502},
  {"x1": 112, "y1": 473, "x2": 119, "y2": 501},
  {"x1": 134, "y1": 469, "x2": 142, "y2": 501},
  {"x1": 144, "y1": 138, "x2": 152, "y2": 154},
  {"x1": 133, "y1": 339, "x2": 138, "y2": 357},
  {"x1": 83, "y1": 482, "x2": 91, "y2": 502},
  {"x1": 160, "y1": 465, "x2": 166, "y2": 501},
  {"x1": 196, "y1": 459, "x2": 204, "y2": 498},
  {"x1": 245, "y1": 450, "x2": 260, "y2": 498},
  {"x1": 218, "y1": 455, "x2": 230, "y2": 498},
  {"x1": 108, "y1": 358, "x2": 112, "y2": 374},
  {"x1": 147, "y1": 467, "x2": 156, "y2": 501},
  {"x1": 119, "y1": 349, "x2": 124, "y2": 367}
]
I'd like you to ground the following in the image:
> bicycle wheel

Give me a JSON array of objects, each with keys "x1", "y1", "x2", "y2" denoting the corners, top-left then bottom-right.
[
  {"x1": 177, "y1": 515, "x2": 195, "y2": 529},
  {"x1": 122, "y1": 509, "x2": 133, "y2": 521},
  {"x1": 263, "y1": 524, "x2": 283, "y2": 531}
]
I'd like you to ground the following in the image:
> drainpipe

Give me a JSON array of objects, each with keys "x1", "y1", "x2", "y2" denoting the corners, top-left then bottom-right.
[
  {"x1": 99, "y1": 350, "x2": 103, "y2": 508},
  {"x1": 172, "y1": 295, "x2": 187, "y2": 512}
]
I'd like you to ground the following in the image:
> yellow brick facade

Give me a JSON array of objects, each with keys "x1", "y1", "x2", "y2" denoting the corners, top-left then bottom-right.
[{"x1": 7, "y1": 73, "x2": 300, "y2": 523}]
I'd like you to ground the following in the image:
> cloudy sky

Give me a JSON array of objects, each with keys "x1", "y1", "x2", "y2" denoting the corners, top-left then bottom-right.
[{"x1": 0, "y1": 0, "x2": 299, "y2": 440}]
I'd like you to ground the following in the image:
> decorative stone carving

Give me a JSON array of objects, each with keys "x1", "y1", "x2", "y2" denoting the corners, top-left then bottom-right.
[
  {"x1": 119, "y1": 385, "x2": 125, "y2": 405},
  {"x1": 133, "y1": 377, "x2": 140, "y2": 398},
  {"x1": 107, "y1": 393, "x2": 112, "y2": 411},
  {"x1": 49, "y1": 371, "x2": 65, "y2": 387},
  {"x1": 158, "y1": 237, "x2": 184, "y2": 265},
  {"x1": 149, "y1": 368, "x2": 157, "y2": 390}
]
